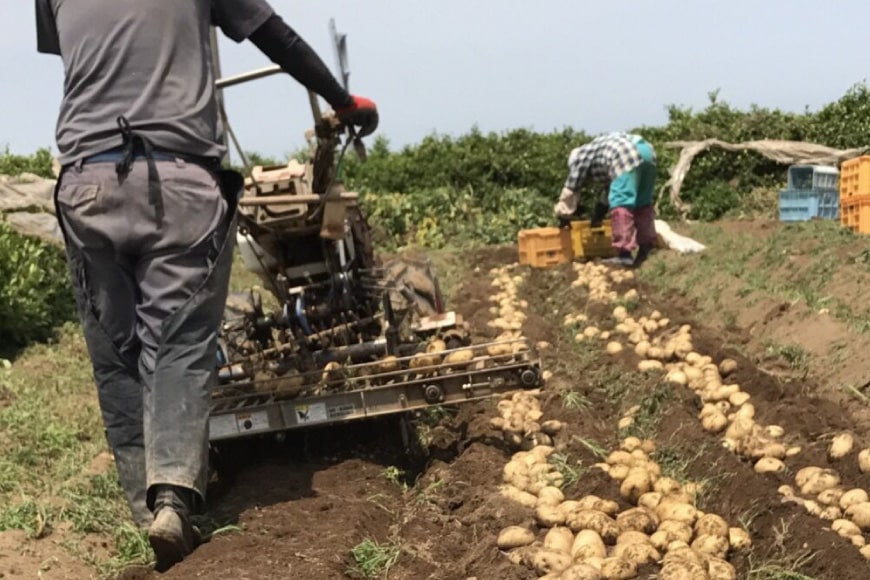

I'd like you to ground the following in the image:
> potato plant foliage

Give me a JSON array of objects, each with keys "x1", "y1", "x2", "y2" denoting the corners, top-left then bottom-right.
[
  {"x1": 0, "y1": 222, "x2": 74, "y2": 349},
  {"x1": 4, "y1": 82, "x2": 870, "y2": 347}
]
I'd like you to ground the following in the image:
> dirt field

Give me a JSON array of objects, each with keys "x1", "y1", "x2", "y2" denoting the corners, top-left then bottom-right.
[{"x1": 4, "y1": 218, "x2": 870, "y2": 579}]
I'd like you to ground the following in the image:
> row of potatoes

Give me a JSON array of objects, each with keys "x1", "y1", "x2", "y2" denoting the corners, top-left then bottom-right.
[
  {"x1": 586, "y1": 289, "x2": 870, "y2": 561},
  {"x1": 490, "y1": 266, "x2": 752, "y2": 579}
]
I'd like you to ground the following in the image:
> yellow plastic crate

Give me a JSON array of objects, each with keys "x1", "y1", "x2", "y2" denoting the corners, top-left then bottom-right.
[
  {"x1": 570, "y1": 220, "x2": 616, "y2": 259},
  {"x1": 840, "y1": 156, "x2": 870, "y2": 199},
  {"x1": 840, "y1": 194, "x2": 870, "y2": 234},
  {"x1": 518, "y1": 227, "x2": 572, "y2": 268}
]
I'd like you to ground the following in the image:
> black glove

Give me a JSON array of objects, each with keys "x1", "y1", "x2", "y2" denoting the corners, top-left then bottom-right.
[
  {"x1": 558, "y1": 216, "x2": 572, "y2": 229},
  {"x1": 590, "y1": 200, "x2": 609, "y2": 228},
  {"x1": 335, "y1": 95, "x2": 379, "y2": 137}
]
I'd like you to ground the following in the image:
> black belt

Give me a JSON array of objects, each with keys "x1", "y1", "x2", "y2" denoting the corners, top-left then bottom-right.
[{"x1": 75, "y1": 117, "x2": 221, "y2": 228}]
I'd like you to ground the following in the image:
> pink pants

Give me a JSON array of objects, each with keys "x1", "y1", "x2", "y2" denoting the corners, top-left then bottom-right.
[{"x1": 611, "y1": 206, "x2": 657, "y2": 253}]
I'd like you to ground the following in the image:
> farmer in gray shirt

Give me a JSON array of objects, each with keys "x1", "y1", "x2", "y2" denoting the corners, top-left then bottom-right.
[{"x1": 36, "y1": 0, "x2": 378, "y2": 570}]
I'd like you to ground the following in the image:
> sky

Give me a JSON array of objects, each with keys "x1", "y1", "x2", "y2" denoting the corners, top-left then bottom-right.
[{"x1": 2, "y1": 0, "x2": 869, "y2": 163}]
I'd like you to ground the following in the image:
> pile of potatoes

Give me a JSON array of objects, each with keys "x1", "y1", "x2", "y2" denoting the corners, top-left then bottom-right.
[
  {"x1": 497, "y1": 437, "x2": 749, "y2": 579},
  {"x1": 491, "y1": 390, "x2": 565, "y2": 451},
  {"x1": 569, "y1": 262, "x2": 636, "y2": 304}
]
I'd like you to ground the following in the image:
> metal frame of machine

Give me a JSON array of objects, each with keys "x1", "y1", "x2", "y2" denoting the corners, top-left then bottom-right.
[{"x1": 208, "y1": 20, "x2": 543, "y2": 444}]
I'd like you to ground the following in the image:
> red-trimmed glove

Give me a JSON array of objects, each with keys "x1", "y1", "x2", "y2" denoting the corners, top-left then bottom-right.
[{"x1": 335, "y1": 95, "x2": 379, "y2": 137}]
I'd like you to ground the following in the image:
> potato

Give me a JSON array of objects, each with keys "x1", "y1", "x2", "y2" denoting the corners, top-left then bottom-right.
[
  {"x1": 666, "y1": 369, "x2": 688, "y2": 386},
  {"x1": 544, "y1": 526, "x2": 574, "y2": 555},
  {"x1": 585, "y1": 498, "x2": 620, "y2": 517},
  {"x1": 840, "y1": 489, "x2": 870, "y2": 510},
  {"x1": 799, "y1": 499, "x2": 821, "y2": 517},
  {"x1": 572, "y1": 529, "x2": 607, "y2": 560},
  {"x1": 800, "y1": 469, "x2": 841, "y2": 495},
  {"x1": 691, "y1": 534, "x2": 729, "y2": 558},
  {"x1": 660, "y1": 561, "x2": 710, "y2": 580},
  {"x1": 618, "y1": 437, "x2": 640, "y2": 452},
  {"x1": 718, "y1": 359, "x2": 738, "y2": 377},
  {"x1": 754, "y1": 457, "x2": 785, "y2": 474},
  {"x1": 820, "y1": 506, "x2": 842, "y2": 521},
  {"x1": 536, "y1": 504, "x2": 567, "y2": 527},
  {"x1": 795, "y1": 466, "x2": 823, "y2": 488},
  {"x1": 832, "y1": 518, "x2": 862, "y2": 538},
  {"x1": 599, "y1": 557, "x2": 637, "y2": 580},
  {"x1": 817, "y1": 487, "x2": 845, "y2": 506},
  {"x1": 499, "y1": 485, "x2": 538, "y2": 508},
  {"x1": 560, "y1": 563, "x2": 604, "y2": 580},
  {"x1": 538, "y1": 486, "x2": 566, "y2": 507},
  {"x1": 694, "y1": 514, "x2": 729, "y2": 538},
  {"x1": 658, "y1": 520, "x2": 693, "y2": 544},
  {"x1": 566, "y1": 510, "x2": 620, "y2": 544},
  {"x1": 607, "y1": 451, "x2": 634, "y2": 466},
  {"x1": 541, "y1": 420, "x2": 565, "y2": 436},
  {"x1": 701, "y1": 412, "x2": 729, "y2": 433},
  {"x1": 860, "y1": 449, "x2": 870, "y2": 473},
  {"x1": 853, "y1": 535, "x2": 867, "y2": 548},
  {"x1": 728, "y1": 527, "x2": 751, "y2": 551},
  {"x1": 656, "y1": 499, "x2": 699, "y2": 525},
  {"x1": 620, "y1": 468, "x2": 653, "y2": 503},
  {"x1": 612, "y1": 541, "x2": 660, "y2": 566},
  {"x1": 532, "y1": 550, "x2": 573, "y2": 575},
  {"x1": 617, "y1": 417, "x2": 634, "y2": 431},
  {"x1": 616, "y1": 508, "x2": 659, "y2": 535},
  {"x1": 786, "y1": 446, "x2": 802, "y2": 457},
  {"x1": 443, "y1": 348, "x2": 475, "y2": 366},
  {"x1": 707, "y1": 557, "x2": 737, "y2": 580},
  {"x1": 497, "y1": 525, "x2": 536, "y2": 549},
  {"x1": 638, "y1": 492, "x2": 663, "y2": 511},
  {"x1": 846, "y1": 502, "x2": 870, "y2": 530},
  {"x1": 638, "y1": 360, "x2": 664, "y2": 372},
  {"x1": 606, "y1": 342, "x2": 624, "y2": 356},
  {"x1": 653, "y1": 478, "x2": 682, "y2": 495},
  {"x1": 728, "y1": 391, "x2": 751, "y2": 407},
  {"x1": 830, "y1": 433, "x2": 855, "y2": 460}
]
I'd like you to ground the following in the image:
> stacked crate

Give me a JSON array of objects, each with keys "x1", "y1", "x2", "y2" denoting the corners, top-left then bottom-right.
[
  {"x1": 840, "y1": 156, "x2": 870, "y2": 234},
  {"x1": 778, "y1": 165, "x2": 840, "y2": 222},
  {"x1": 518, "y1": 220, "x2": 616, "y2": 268}
]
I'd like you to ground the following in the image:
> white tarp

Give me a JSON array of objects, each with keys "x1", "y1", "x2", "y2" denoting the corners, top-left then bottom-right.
[{"x1": 659, "y1": 139, "x2": 870, "y2": 216}]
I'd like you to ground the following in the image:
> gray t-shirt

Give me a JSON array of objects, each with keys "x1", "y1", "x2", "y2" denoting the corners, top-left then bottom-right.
[{"x1": 36, "y1": 0, "x2": 274, "y2": 166}]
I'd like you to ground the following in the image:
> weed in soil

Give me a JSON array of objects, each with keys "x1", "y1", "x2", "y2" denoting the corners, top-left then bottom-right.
[{"x1": 346, "y1": 538, "x2": 401, "y2": 580}]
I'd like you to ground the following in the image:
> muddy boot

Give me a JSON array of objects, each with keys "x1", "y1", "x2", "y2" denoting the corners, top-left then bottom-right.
[
  {"x1": 113, "y1": 446, "x2": 153, "y2": 530},
  {"x1": 148, "y1": 485, "x2": 201, "y2": 572},
  {"x1": 601, "y1": 250, "x2": 634, "y2": 268}
]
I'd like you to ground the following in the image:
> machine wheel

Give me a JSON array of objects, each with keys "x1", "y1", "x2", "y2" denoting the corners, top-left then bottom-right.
[{"x1": 381, "y1": 256, "x2": 441, "y2": 317}]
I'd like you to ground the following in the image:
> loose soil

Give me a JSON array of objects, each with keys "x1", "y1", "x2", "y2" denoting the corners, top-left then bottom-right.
[{"x1": 67, "y1": 240, "x2": 870, "y2": 579}]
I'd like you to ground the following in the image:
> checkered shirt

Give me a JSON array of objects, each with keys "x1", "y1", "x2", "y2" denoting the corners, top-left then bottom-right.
[{"x1": 563, "y1": 132, "x2": 651, "y2": 191}]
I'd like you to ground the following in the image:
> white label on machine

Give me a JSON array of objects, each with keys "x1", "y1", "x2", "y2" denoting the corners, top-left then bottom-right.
[
  {"x1": 210, "y1": 414, "x2": 238, "y2": 439},
  {"x1": 295, "y1": 402, "x2": 328, "y2": 424},
  {"x1": 235, "y1": 410, "x2": 269, "y2": 433},
  {"x1": 328, "y1": 403, "x2": 355, "y2": 419}
]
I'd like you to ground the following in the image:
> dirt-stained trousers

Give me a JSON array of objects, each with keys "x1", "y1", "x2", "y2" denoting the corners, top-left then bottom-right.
[{"x1": 54, "y1": 154, "x2": 240, "y2": 527}]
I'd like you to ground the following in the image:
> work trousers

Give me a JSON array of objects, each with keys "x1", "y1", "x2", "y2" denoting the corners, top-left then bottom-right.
[
  {"x1": 608, "y1": 139, "x2": 658, "y2": 253},
  {"x1": 53, "y1": 156, "x2": 240, "y2": 527}
]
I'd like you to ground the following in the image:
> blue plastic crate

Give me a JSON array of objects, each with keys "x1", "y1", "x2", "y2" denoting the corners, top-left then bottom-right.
[
  {"x1": 778, "y1": 189, "x2": 840, "y2": 222},
  {"x1": 787, "y1": 165, "x2": 839, "y2": 192}
]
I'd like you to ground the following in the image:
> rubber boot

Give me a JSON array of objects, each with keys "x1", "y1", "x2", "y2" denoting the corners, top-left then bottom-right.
[
  {"x1": 633, "y1": 244, "x2": 654, "y2": 268},
  {"x1": 148, "y1": 485, "x2": 201, "y2": 572},
  {"x1": 113, "y1": 446, "x2": 153, "y2": 530}
]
